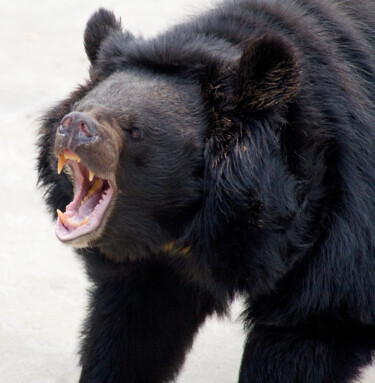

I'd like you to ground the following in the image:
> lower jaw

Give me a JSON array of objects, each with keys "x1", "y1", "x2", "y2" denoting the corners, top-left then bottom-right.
[
  {"x1": 55, "y1": 188, "x2": 115, "y2": 246},
  {"x1": 55, "y1": 218, "x2": 107, "y2": 248},
  {"x1": 56, "y1": 222, "x2": 101, "y2": 247}
]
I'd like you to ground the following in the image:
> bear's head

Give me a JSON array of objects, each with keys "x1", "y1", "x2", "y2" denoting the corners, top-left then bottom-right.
[{"x1": 38, "y1": 8, "x2": 301, "y2": 262}]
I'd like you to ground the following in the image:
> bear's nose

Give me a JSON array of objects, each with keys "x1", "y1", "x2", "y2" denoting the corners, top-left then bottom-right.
[{"x1": 59, "y1": 111, "x2": 99, "y2": 149}]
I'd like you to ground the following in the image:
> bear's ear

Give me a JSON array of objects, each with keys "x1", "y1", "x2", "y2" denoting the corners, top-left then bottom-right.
[
  {"x1": 234, "y1": 34, "x2": 301, "y2": 111},
  {"x1": 84, "y1": 8, "x2": 123, "y2": 64}
]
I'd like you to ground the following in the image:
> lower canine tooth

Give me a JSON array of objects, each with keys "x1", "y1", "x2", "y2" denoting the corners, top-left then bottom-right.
[
  {"x1": 57, "y1": 209, "x2": 69, "y2": 225},
  {"x1": 57, "y1": 209, "x2": 89, "y2": 227}
]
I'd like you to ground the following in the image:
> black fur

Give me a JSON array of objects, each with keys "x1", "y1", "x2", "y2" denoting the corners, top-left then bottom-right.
[{"x1": 37, "y1": 0, "x2": 375, "y2": 382}]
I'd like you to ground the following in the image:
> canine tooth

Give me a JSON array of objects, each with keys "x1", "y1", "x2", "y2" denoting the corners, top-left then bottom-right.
[
  {"x1": 67, "y1": 216, "x2": 89, "y2": 227},
  {"x1": 57, "y1": 209, "x2": 69, "y2": 225},
  {"x1": 89, "y1": 170, "x2": 95, "y2": 182},
  {"x1": 57, "y1": 154, "x2": 67, "y2": 174}
]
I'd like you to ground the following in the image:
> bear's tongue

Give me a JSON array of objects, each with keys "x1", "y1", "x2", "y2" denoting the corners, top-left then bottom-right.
[{"x1": 55, "y1": 150, "x2": 113, "y2": 242}]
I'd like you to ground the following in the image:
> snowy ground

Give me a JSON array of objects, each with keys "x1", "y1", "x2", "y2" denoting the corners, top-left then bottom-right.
[{"x1": 0, "y1": 1, "x2": 374, "y2": 382}]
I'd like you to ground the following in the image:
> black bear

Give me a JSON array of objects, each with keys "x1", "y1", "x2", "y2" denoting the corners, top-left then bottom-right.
[{"x1": 37, "y1": 1, "x2": 375, "y2": 382}]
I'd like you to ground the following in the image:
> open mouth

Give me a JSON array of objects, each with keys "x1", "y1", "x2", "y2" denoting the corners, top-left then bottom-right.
[{"x1": 55, "y1": 149, "x2": 113, "y2": 243}]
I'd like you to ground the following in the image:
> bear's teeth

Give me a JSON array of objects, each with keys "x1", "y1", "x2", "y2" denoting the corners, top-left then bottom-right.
[
  {"x1": 89, "y1": 170, "x2": 95, "y2": 182},
  {"x1": 57, "y1": 209, "x2": 89, "y2": 227},
  {"x1": 64, "y1": 153, "x2": 81, "y2": 162},
  {"x1": 80, "y1": 179, "x2": 104, "y2": 206},
  {"x1": 67, "y1": 216, "x2": 89, "y2": 227},
  {"x1": 57, "y1": 154, "x2": 67, "y2": 174},
  {"x1": 57, "y1": 209, "x2": 69, "y2": 225},
  {"x1": 57, "y1": 152, "x2": 81, "y2": 174}
]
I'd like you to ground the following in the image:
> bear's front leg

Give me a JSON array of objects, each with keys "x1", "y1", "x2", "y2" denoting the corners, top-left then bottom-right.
[
  {"x1": 79, "y1": 260, "x2": 218, "y2": 383},
  {"x1": 239, "y1": 323, "x2": 375, "y2": 383}
]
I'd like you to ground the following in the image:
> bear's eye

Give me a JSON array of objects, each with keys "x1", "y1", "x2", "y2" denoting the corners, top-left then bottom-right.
[{"x1": 125, "y1": 127, "x2": 143, "y2": 140}]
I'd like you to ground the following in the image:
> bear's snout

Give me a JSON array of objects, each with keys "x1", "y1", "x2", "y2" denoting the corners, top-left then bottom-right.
[{"x1": 58, "y1": 111, "x2": 99, "y2": 150}]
